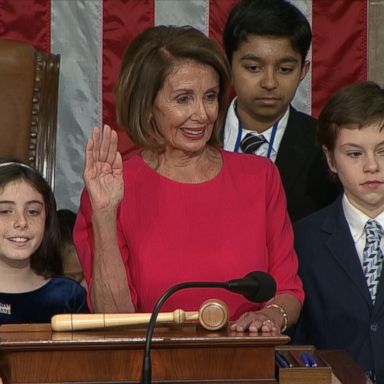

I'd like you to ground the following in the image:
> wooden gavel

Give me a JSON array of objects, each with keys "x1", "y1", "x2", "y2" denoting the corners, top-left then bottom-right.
[{"x1": 51, "y1": 298, "x2": 229, "y2": 332}]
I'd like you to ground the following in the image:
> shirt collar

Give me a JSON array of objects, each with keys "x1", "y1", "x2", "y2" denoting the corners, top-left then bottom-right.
[
  {"x1": 342, "y1": 194, "x2": 384, "y2": 242},
  {"x1": 249, "y1": 108, "x2": 289, "y2": 154},
  {"x1": 223, "y1": 97, "x2": 289, "y2": 153}
]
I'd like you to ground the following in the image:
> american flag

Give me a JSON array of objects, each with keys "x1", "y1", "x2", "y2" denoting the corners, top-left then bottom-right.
[{"x1": 0, "y1": 0, "x2": 371, "y2": 211}]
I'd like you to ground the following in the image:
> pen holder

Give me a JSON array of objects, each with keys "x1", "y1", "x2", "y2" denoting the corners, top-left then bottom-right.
[{"x1": 275, "y1": 346, "x2": 333, "y2": 384}]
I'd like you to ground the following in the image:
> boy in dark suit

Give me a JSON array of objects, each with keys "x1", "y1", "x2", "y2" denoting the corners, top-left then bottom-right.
[
  {"x1": 293, "y1": 81, "x2": 384, "y2": 383},
  {"x1": 222, "y1": 0, "x2": 339, "y2": 221}
]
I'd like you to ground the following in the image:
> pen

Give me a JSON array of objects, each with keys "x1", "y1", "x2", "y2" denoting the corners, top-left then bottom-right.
[
  {"x1": 303, "y1": 351, "x2": 318, "y2": 367},
  {"x1": 300, "y1": 351, "x2": 310, "y2": 367},
  {"x1": 301, "y1": 351, "x2": 317, "y2": 367},
  {"x1": 282, "y1": 352, "x2": 296, "y2": 367},
  {"x1": 275, "y1": 352, "x2": 290, "y2": 368}
]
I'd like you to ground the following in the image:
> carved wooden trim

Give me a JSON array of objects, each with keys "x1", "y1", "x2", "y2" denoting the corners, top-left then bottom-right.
[{"x1": 29, "y1": 50, "x2": 60, "y2": 189}]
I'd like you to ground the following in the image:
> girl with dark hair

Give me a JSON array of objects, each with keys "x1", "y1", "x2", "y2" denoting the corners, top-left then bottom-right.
[{"x1": 0, "y1": 161, "x2": 88, "y2": 324}]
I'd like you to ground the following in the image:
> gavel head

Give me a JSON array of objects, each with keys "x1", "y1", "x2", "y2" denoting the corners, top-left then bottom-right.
[{"x1": 198, "y1": 299, "x2": 229, "y2": 331}]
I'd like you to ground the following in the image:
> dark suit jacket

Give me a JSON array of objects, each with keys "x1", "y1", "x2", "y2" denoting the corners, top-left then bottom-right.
[
  {"x1": 276, "y1": 106, "x2": 340, "y2": 222},
  {"x1": 292, "y1": 197, "x2": 384, "y2": 383}
]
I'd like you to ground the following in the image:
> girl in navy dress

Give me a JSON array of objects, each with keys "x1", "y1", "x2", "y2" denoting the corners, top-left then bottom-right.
[{"x1": 0, "y1": 161, "x2": 88, "y2": 324}]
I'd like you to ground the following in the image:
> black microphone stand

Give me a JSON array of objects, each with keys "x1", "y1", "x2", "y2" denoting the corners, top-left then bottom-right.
[
  {"x1": 140, "y1": 271, "x2": 276, "y2": 383},
  {"x1": 141, "y1": 281, "x2": 225, "y2": 384}
]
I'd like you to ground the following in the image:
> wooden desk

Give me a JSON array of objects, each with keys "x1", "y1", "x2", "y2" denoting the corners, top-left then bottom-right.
[{"x1": 0, "y1": 324, "x2": 368, "y2": 384}]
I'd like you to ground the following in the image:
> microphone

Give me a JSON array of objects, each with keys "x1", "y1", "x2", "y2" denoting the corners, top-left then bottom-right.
[
  {"x1": 226, "y1": 271, "x2": 277, "y2": 302},
  {"x1": 141, "y1": 271, "x2": 276, "y2": 383}
]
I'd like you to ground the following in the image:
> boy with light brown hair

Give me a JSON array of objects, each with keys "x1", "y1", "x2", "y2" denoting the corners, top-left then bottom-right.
[{"x1": 293, "y1": 81, "x2": 384, "y2": 384}]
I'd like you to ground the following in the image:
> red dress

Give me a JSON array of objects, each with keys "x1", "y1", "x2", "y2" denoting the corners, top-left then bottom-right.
[{"x1": 74, "y1": 150, "x2": 303, "y2": 319}]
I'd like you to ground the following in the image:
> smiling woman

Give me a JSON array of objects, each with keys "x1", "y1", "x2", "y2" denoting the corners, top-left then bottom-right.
[
  {"x1": 0, "y1": 161, "x2": 89, "y2": 323},
  {"x1": 146, "y1": 59, "x2": 221, "y2": 183},
  {"x1": 74, "y1": 25, "x2": 304, "y2": 334}
]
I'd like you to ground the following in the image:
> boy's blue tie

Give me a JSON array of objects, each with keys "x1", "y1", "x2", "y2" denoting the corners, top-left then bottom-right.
[
  {"x1": 240, "y1": 133, "x2": 266, "y2": 154},
  {"x1": 363, "y1": 219, "x2": 384, "y2": 303}
]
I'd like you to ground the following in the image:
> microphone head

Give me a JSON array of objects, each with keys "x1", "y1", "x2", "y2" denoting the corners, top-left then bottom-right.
[{"x1": 244, "y1": 271, "x2": 276, "y2": 302}]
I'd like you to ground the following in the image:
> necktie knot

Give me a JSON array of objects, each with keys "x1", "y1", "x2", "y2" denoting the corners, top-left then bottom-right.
[
  {"x1": 365, "y1": 219, "x2": 383, "y2": 244},
  {"x1": 240, "y1": 133, "x2": 267, "y2": 154}
]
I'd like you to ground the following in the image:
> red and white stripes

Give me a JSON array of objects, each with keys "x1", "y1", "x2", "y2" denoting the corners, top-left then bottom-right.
[{"x1": 0, "y1": 0, "x2": 368, "y2": 210}]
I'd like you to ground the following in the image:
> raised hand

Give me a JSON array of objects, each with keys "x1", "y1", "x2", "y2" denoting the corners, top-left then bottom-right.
[{"x1": 83, "y1": 125, "x2": 123, "y2": 211}]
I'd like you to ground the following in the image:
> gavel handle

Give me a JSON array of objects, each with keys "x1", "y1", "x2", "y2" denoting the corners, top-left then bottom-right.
[{"x1": 51, "y1": 309, "x2": 199, "y2": 331}]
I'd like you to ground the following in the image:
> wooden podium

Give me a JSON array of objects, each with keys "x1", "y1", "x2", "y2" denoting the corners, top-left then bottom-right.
[{"x1": 0, "y1": 323, "x2": 368, "y2": 383}]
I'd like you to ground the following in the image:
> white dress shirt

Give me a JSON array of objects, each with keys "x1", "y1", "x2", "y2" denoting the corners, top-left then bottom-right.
[
  {"x1": 223, "y1": 97, "x2": 289, "y2": 162},
  {"x1": 342, "y1": 194, "x2": 384, "y2": 267}
]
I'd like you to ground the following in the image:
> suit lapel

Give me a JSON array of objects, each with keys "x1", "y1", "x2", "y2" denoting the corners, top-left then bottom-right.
[
  {"x1": 275, "y1": 107, "x2": 315, "y2": 193},
  {"x1": 373, "y1": 272, "x2": 384, "y2": 316},
  {"x1": 372, "y1": 244, "x2": 384, "y2": 315},
  {"x1": 322, "y1": 198, "x2": 372, "y2": 306}
]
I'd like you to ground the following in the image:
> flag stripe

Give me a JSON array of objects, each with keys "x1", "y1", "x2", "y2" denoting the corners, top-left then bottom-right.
[
  {"x1": 208, "y1": 0, "x2": 237, "y2": 48},
  {"x1": 156, "y1": 0, "x2": 209, "y2": 35},
  {"x1": 0, "y1": 0, "x2": 50, "y2": 52},
  {"x1": 289, "y1": 0, "x2": 312, "y2": 115},
  {"x1": 312, "y1": 0, "x2": 368, "y2": 116},
  {"x1": 368, "y1": 0, "x2": 384, "y2": 83},
  {"x1": 0, "y1": 0, "x2": 377, "y2": 211},
  {"x1": 102, "y1": 0, "x2": 154, "y2": 157},
  {"x1": 51, "y1": 0, "x2": 102, "y2": 208}
]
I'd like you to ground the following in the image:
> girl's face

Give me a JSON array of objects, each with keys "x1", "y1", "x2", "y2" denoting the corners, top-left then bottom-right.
[{"x1": 0, "y1": 179, "x2": 46, "y2": 266}]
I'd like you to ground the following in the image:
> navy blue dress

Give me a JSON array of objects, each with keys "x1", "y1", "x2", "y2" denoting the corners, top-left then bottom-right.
[{"x1": 0, "y1": 277, "x2": 89, "y2": 324}]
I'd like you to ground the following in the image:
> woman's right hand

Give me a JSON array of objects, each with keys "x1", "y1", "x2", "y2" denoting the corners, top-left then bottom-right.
[{"x1": 83, "y1": 125, "x2": 123, "y2": 211}]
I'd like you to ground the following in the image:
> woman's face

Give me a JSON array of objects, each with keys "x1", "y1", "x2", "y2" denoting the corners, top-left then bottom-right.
[
  {"x1": 152, "y1": 59, "x2": 220, "y2": 154},
  {"x1": 0, "y1": 179, "x2": 46, "y2": 266}
]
